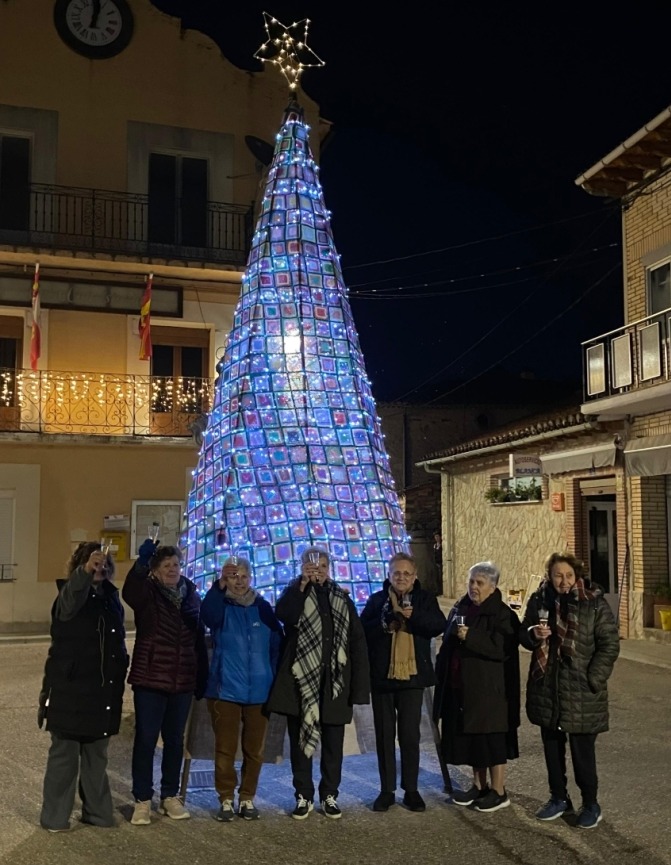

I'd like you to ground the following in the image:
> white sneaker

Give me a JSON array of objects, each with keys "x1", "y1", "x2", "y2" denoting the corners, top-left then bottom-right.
[
  {"x1": 131, "y1": 800, "x2": 152, "y2": 826},
  {"x1": 159, "y1": 796, "x2": 190, "y2": 820}
]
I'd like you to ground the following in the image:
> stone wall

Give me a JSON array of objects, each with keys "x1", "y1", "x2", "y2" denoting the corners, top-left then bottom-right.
[{"x1": 446, "y1": 458, "x2": 565, "y2": 600}]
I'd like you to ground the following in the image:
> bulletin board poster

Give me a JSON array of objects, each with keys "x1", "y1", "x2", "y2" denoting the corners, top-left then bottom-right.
[{"x1": 130, "y1": 500, "x2": 184, "y2": 557}]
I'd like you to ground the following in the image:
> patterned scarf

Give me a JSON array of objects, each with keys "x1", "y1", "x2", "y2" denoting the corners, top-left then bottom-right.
[
  {"x1": 153, "y1": 575, "x2": 187, "y2": 609},
  {"x1": 291, "y1": 581, "x2": 350, "y2": 757},
  {"x1": 386, "y1": 588, "x2": 417, "y2": 680},
  {"x1": 531, "y1": 577, "x2": 599, "y2": 680}
]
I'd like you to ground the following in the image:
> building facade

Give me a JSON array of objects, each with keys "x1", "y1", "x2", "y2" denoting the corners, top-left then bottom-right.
[{"x1": 0, "y1": 0, "x2": 321, "y2": 629}]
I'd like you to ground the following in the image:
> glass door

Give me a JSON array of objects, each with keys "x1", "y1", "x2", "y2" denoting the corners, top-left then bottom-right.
[{"x1": 587, "y1": 497, "x2": 617, "y2": 615}]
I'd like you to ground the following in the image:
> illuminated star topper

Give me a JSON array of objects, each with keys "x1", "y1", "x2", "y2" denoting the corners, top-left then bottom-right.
[{"x1": 254, "y1": 12, "x2": 325, "y2": 91}]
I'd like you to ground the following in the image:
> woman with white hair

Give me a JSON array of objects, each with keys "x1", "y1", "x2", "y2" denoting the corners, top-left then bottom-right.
[{"x1": 433, "y1": 561, "x2": 520, "y2": 813}]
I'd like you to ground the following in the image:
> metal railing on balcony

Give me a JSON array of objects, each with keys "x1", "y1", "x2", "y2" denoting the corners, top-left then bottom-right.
[
  {"x1": 0, "y1": 368, "x2": 214, "y2": 437},
  {"x1": 0, "y1": 184, "x2": 253, "y2": 265},
  {"x1": 582, "y1": 306, "x2": 671, "y2": 402}
]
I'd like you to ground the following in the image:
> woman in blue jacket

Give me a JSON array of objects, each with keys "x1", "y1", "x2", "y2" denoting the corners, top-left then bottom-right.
[{"x1": 200, "y1": 556, "x2": 282, "y2": 823}]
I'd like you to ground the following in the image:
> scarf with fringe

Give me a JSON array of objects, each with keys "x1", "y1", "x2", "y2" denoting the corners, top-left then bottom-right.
[{"x1": 291, "y1": 582, "x2": 350, "y2": 757}]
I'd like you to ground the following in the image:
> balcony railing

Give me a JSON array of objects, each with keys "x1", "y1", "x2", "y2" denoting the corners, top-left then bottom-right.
[
  {"x1": 582, "y1": 306, "x2": 671, "y2": 402},
  {"x1": 0, "y1": 184, "x2": 253, "y2": 265},
  {"x1": 0, "y1": 368, "x2": 214, "y2": 437}
]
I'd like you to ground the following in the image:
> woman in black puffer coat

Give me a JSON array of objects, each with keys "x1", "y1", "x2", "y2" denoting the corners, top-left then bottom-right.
[
  {"x1": 39, "y1": 542, "x2": 128, "y2": 832},
  {"x1": 520, "y1": 552, "x2": 619, "y2": 829}
]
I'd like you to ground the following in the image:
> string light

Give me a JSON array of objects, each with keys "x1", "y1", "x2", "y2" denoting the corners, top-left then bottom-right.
[
  {"x1": 254, "y1": 13, "x2": 325, "y2": 91},
  {"x1": 181, "y1": 98, "x2": 409, "y2": 606}
]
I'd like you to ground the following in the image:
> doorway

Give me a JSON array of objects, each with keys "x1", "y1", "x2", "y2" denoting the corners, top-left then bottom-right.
[{"x1": 586, "y1": 495, "x2": 618, "y2": 615}]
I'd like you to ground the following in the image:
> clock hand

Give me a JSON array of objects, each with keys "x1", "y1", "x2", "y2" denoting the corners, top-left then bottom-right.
[{"x1": 90, "y1": 0, "x2": 102, "y2": 28}]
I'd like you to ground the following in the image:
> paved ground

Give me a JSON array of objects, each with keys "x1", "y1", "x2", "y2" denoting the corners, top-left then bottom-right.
[{"x1": 0, "y1": 640, "x2": 670, "y2": 865}]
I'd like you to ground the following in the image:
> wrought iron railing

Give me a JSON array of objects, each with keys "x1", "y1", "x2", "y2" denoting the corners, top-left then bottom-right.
[
  {"x1": 583, "y1": 305, "x2": 671, "y2": 401},
  {"x1": 0, "y1": 368, "x2": 214, "y2": 436},
  {"x1": 0, "y1": 184, "x2": 253, "y2": 264}
]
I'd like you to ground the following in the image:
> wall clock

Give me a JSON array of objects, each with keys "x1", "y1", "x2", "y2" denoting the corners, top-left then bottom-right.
[{"x1": 53, "y1": 0, "x2": 134, "y2": 60}]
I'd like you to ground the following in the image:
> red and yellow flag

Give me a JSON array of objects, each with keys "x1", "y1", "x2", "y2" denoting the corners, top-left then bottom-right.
[
  {"x1": 30, "y1": 262, "x2": 41, "y2": 371},
  {"x1": 139, "y1": 272, "x2": 153, "y2": 361}
]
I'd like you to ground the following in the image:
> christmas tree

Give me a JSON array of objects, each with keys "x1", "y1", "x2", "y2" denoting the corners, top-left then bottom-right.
[{"x1": 182, "y1": 25, "x2": 408, "y2": 605}]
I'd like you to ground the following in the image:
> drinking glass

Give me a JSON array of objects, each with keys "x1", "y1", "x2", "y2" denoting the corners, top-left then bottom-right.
[{"x1": 307, "y1": 551, "x2": 320, "y2": 566}]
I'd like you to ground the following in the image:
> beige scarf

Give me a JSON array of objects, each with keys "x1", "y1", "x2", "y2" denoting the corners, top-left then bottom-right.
[{"x1": 386, "y1": 588, "x2": 417, "y2": 680}]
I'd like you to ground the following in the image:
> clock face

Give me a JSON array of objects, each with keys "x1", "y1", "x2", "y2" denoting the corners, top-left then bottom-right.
[{"x1": 53, "y1": 0, "x2": 134, "y2": 59}]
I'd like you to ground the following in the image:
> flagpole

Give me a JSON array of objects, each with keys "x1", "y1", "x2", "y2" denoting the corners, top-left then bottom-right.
[{"x1": 30, "y1": 262, "x2": 41, "y2": 371}]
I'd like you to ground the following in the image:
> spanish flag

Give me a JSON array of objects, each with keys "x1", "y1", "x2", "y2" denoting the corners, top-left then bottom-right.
[
  {"x1": 30, "y1": 262, "x2": 41, "y2": 371},
  {"x1": 139, "y1": 272, "x2": 153, "y2": 361}
]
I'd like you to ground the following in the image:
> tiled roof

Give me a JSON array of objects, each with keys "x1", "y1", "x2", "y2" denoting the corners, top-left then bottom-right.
[{"x1": 420, "y1": 407, "x2": 586, "y2": 461}]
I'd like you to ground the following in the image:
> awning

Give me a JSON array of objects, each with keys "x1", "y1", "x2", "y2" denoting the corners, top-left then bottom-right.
[
  {"x1": 624, "y1": 433, "x2": 671, "y2": 476},
  {"x1": 540, "y1": 443, "x2": 617, "y2": 475}
]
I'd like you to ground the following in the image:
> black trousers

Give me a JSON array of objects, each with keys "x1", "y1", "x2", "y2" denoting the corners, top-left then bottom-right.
[
  {"x1": 541, "y1": 727, "x2": 598, "y2": 806},
  {"x1": 287, "y1": 715, "x2": 345, "y2": 801},
  {"x1": 371, "y1": 688, "x2": 423, "y2": 794}
]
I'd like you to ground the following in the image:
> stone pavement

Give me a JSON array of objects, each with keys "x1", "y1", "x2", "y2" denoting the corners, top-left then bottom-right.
[{"x1": 0, "y1": 639, "x2": 670, "y2": 865}]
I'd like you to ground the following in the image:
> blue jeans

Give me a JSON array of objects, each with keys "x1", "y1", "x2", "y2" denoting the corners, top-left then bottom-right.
[{"x1": 131, "y1": 687, "x2": 193, "y2": 801}]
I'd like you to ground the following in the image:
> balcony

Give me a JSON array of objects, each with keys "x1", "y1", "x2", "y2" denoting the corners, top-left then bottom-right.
[
  {"x1": 582, "y1": 306, "x2": 671, "y2": 420},
  {"x1": 0, "y1": 184, "x2": 253, "y2": 265},
  {"x1": 0, "y1": 368, "x2": 214, "y2": 437}
]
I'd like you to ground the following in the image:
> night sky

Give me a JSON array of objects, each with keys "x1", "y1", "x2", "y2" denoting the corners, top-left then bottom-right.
[{"x1": 151, "y1": 1, "x2": 671, "y2": 403}]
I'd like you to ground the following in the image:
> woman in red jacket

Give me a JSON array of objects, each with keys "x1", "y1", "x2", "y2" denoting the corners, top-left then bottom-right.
[{"x1": 122, "y1": 542, "x2": 207, "y2": 826}]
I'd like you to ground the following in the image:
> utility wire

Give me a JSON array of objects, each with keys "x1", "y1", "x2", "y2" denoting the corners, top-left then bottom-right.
[
  {"x1": 391, "y1": 209, "x2": 618, "y2": 402},
  {"x1": 342, "y1": 206, "x2": 618, "y2": 271},
  {"x1": 424, "y1": 262, "x2": 621, "y2": 405},
  {"x1": 350, "y1": 248, "x2": 617, "y2": 299},
  {"x1": 348, "y1": 243, "x2": 618, "y2": 291}
]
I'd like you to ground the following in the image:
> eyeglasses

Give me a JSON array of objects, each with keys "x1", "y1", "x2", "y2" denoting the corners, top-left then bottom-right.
[{"x1": 391, "y1": 570, "x2": 416, "y2": 578}]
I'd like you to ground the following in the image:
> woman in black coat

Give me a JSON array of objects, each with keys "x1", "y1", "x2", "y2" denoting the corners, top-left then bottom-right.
[
  {"x1": 266, "y1": 547, "x2": 370, "y2": 821},
  {"x1": 39, "y1": 542, "x2": 128, "y2": 832},
  {"x1": 520, "y1": 552, "x2": 619, "y2": 829},
  {"x1": 433, "y1": 561, "x2": 520, "y2": 814},
  {"x1": 361, "y1": 552, "x2": 446, "y2": 813}
]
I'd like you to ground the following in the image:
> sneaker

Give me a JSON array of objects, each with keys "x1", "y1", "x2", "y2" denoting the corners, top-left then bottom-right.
[
  {"x1": 130, "y1": 800, "x2": 152, "y2": 826},
  {"x1": 291, "y1": 795, "x2": 314, "y2": 820},
  {"x1": 320, "y1": 794, "x2": 342, "y2": 819},
  {"x1": 535, "y1": 796, "x2": 573, "y2": 821},
  {"x1": 451, "y1": 785, "x2": 490, "y2": 807},
  {"x1": 239, "y1": 800, "x2": 260, "y2": 821},
  {"x1": 373, "y1": 792, "x2": 395, "y2": 812},
  {"x1": 214, "y1": 800, "x2": 235, "y2": 823},
  {"x1": 474, "y1": 789, "x2": 510, "y2": 812},
  {"x1": 402, "y1": 791, "x2": 426, "y2": 812},
  {"x1": 576, "y1": 803, "x2": 602, "y2": 829},
  {"x1": 43, "y1": 824, "x2": 71, "y2": 833},
  {"x1": 158, "y1": 796, "x2": 190, "y2": 820}
]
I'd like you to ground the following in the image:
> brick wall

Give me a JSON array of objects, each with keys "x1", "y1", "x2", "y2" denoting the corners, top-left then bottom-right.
[{"x1": 624, "y1": 173, "x2": 671, "y2": 323}]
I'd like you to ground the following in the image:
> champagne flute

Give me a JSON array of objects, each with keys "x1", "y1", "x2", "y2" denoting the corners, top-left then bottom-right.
[
  {"x1": 307, "y1": 550, "x2": 320, "y2": 566},
  {"x1": 402, "y1": 594, "x2": 412, "y2": 609},
  {"x1": 99, "y1": 537, "x2": 111, "y2": 556},
  {"x1": 148, "y1": 522, "x2": 160, "y2": 543},
  {"x1": 455, "y1": 615, "x2": 466, "y2": 627},
  {"x1": 538, "y1": 607, "x2": 549, "y2": 627}
]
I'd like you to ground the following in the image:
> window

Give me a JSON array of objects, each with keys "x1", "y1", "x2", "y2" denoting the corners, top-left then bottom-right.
[
  {"x1": 150, "y1": 327, "x2": 210, "y2": 431},
  {"x1": 0, "y1": 491, "x2": 15, "y2": 580},
  {"x1": 486, "y1": 474, "x2": 542, "y2": 503},
  {"x1": 648, "y1": 262, "x2": 671, "y2": 316},
  {"x1": 148, "y1": 153, "x2": 208, "y2": 248},
  {"x1": 0, "y1": 135, "x2": 30, "y2": 232},
  {"x1": 0, "y1": 316, "x2": 23, "y2": 427}
]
